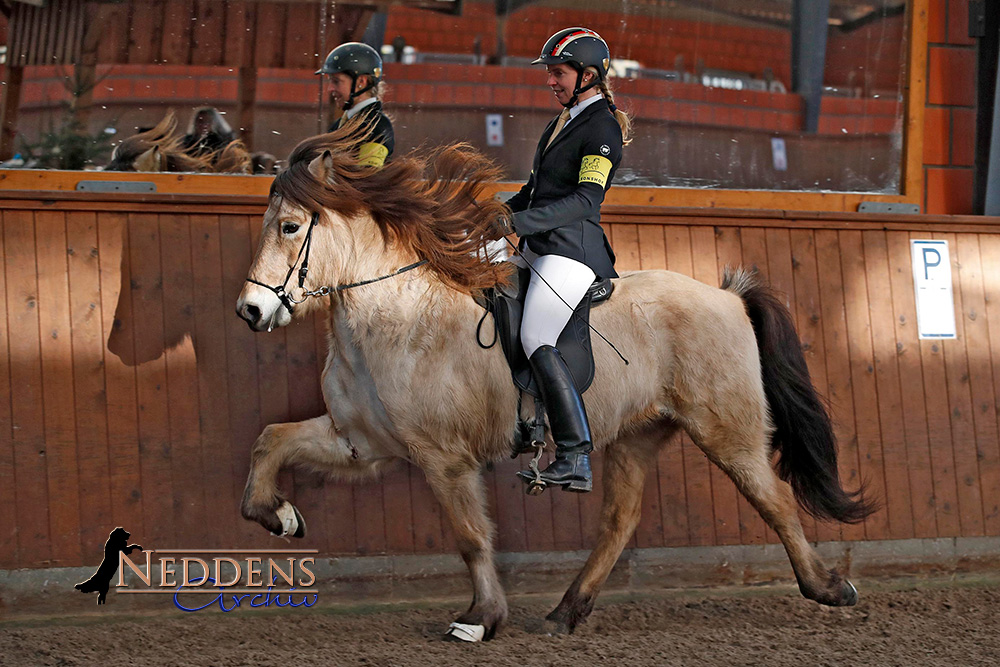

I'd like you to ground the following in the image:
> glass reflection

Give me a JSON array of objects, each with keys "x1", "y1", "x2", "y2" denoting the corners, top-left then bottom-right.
[{"x1": 0, "y1": 0, "x2": 907, "y2": 192}]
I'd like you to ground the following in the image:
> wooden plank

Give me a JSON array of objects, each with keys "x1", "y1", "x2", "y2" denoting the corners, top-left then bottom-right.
[
  {"x1": 838, "y1": 230, "x2": 890, "y2": 540},
  {"x1": 665, "y1": 225, "x2": 715, "y2": 547},
  {"x1": 764, "y1": 228, "x2": 816, "y2": 544},
  {"x1": 911, "y1": 230, "x2": 961, "y2": 536},
  {"x1": 0, "y1": 212, "x2": 18, "y2": 566},
  {"x1": 936, "y1": 232, "x2": 985, "y2": 536},
  {"x1": 158, "y1": 213, "x2": 208, "y2": 547},
  {"x1": 493, "y1": 456, "x2": 529, "y2": 553},
  {"x1": 93, "y1": 3, "x2": 130, "y2": 64},
  {"x1": 885, "y1": 231, "x2": 937, "y2": 538},
  {"x1": 3, "y1": 210, "x2": 51, "y2": 565},
  {"x1": 407, "y1": 463, "x2": 443, "y2": 554},
  {"x1": 223, "y1": 0, "x2": 250, "y2": 69},
  {"x1": 35, "y1": 210, "x2": 82, "y2": 566},
  {"x1": 788, "y1": 229, "x2": 840, "y2": 543},
  {"x1": 254, "y1": 2, "x2": 287, "y2": 68},
  {"x1": 813, "y1": 230, "x2": 862, "y2": 542},
  {"x1": 127, "y1": 213, "x2": 175, "y2": 547},
  {"x1": 191, "y1": 0, "x2": 226, "y2": 66},
  {"x1": 283, "y1": 3, "x2": 318, "y2": 69},
  {"x1": 952, "y1": 234, "x2": 999, "y2": 535},
  {"x1": 219, "y1": 214, "x2": 264, "y2": 545},
  {"x1": 975, "y1": 234, "x2": 1000, "y2": 533},
  {"x1": 66, "y1": 212, "x2": 113, "y2": 563},
  {"x1": 127, "y1": 0, "x2": 162, "y2": 64},
  {"x1": 737, "y1": 227, "x2": 771, "y2": 544},
  {"x1": 159, "y1": 0, "x2": 194, "y2": 65},
  {"x1": 861, "y1": 230, "x2": 915, "y2": 540},
  {"x1": 97, "y1": 213, "x2": 144, "y2": 538},
  {"x1": 710, "y1": 226, "x2": 748, "y2": 545},
  {"x1": 188, "y1": 213, "x2": 237, "y2": 549},
  {"x1": 353, "y1": 459, "x2": 387, "y2": 553}
]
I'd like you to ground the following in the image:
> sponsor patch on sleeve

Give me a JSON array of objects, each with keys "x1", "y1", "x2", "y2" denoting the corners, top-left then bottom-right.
[
  {"x1": 358, "y1": 142, "x2": 389, "y2": 168},
  {"x1": 578, "y1": 155, "x2": 612, "y2": 187}
]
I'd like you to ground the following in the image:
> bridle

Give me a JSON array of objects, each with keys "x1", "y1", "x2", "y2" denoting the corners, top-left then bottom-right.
[{"x1": 245, "y1": 211, "x2": 428, "y2": 315}]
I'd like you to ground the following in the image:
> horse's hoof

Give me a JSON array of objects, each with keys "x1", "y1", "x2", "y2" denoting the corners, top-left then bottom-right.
[
  {"x1": 271, "y1": 501, "x2": 306, "y2": 538},
  {"x1": 842, "y1": 579, "x2": 859, "y2": 606},
  {"x1": 443, "y1": 622, "x2": 485, "y2": 642}
]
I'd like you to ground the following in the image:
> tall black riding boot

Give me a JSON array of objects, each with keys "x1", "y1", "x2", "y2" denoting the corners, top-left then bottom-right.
[{"x1": 517, "y1": 345, "x2": 593, "y2": 492}]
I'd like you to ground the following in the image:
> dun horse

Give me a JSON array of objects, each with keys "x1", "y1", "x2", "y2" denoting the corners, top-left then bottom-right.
[
  {"x1": 235, "y1": 127, "x2": 875, "y2": 641},
  {"x1": 106, "y1": 111, "x2": 251, "y2": 174}
]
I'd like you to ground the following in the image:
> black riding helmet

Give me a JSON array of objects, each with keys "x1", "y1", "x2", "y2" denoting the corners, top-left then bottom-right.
[
  {"x1": 316, "y1": 42, "x2": 383, "y2": 110},
  {"x1": 532, "y1": 27, "x2": 611, "y2": 108}
]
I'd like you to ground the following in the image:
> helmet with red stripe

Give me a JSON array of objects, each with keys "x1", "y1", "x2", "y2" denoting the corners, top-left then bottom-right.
[
  {"x1": 532, "y1": 27, "x2": 611, "y2": 107},
  {"x1": 532, "y1": 27, "x2": 610, "y2": 79}
]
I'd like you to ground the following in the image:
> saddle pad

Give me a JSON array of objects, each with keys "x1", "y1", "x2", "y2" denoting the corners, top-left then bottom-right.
[{"x1": 483, "y1": 266, "x2": 613, "y2": 398}]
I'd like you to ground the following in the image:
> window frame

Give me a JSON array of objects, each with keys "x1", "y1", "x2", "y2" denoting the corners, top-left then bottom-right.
[{"x1": 0, "y1": 0, "x2": 927, "y2": 213}]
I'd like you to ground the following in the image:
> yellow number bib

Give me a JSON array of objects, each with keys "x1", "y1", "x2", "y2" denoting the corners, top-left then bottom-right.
[
  {"x1": 358, "y1": 142, "x2": 389, "y2": 168},
  {"x1": 578, "y1": 155, "x2": 612, "y2": 187}
]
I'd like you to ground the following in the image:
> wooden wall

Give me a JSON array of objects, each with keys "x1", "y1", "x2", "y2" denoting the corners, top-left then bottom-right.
[{"x1": 3, "y1": 192, "x2": 1000, "y2": 570}]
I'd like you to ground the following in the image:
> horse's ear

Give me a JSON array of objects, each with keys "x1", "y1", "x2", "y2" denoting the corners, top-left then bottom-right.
[
  {"x1": 134, "y1": 146, "x2": 161, "y2": 172},
  {"x1": 307, "y1": 149, "x2": 336, "y2": 184}
]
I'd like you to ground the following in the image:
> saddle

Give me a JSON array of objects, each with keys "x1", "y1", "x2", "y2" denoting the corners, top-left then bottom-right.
[{"x1": 476, "y1": 266, "x2": 614, "y2": 398}]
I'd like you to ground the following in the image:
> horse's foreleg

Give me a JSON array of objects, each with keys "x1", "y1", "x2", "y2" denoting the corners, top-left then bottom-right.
[
  {"x1": 241, "y1": 414, "x2": 391, "y2": 537},
  {"x1": 549, "y1": 425, "x2": 673, "y2": 633},
  {"x1": 702, "y1": 432, "x2": 859, "y2": 607},
  {"x1": 420, "y1": 455, "x2": 507, "y2": 642}
]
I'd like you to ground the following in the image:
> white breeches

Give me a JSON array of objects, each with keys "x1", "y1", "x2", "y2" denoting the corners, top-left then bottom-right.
[{"x1": 512, "y1": 249, "x2": 596, "y2": 358}]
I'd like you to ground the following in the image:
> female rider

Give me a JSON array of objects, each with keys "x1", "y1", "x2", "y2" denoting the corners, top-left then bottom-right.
[
  {"x1": 316, "y1": 42, "x2": 395, "y2": 168},
  {"x1": 508, "y1": 27, "x2": 631, "y2": 493}
]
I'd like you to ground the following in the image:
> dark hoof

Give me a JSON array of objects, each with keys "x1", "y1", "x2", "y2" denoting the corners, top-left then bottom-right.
[{"x1": 840, "y1": 579, "x2": 859, "y2": 606}]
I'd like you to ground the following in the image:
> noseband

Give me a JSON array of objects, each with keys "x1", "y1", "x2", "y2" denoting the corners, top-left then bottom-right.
[{"x1": 245, "y1": 211, "x2": 428, "y2": 314}]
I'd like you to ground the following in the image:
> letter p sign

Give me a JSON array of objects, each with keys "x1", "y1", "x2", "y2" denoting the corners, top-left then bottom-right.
[
  {"x1": 911, "y1": 240, "x2": 956, "y2": 339},
  {"x1": 921, "y1": 248, "x2": 941, "y2": 280}
]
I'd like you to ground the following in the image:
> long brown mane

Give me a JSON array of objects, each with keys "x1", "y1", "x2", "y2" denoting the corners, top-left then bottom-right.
[
  {"x1": 213, "y1": 140, "x2": 252, "y2": 174},
  {"x1": 106, "y1": 111, "x2": 213, "y2": 173},
  {"x1": 270, "y1": 120, "x2": 512, "y2": 292}
]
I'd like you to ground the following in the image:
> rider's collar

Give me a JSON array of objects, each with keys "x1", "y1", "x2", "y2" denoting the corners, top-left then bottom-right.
[{"x1": 343, "y1": 96, "x2": 378, "y2": 120}]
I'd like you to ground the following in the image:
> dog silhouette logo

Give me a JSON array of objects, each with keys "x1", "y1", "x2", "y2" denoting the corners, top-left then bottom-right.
[{"x1": 74, "y1": 527, "x2": 143, "y2": 605}]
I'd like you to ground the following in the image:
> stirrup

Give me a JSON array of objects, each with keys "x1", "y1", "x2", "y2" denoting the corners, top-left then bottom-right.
[{"x1": 516, "y1": 437, "x2": 548, "y2": 496}]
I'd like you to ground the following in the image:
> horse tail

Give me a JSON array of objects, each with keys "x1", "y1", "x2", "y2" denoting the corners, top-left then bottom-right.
[{"x1": 721, "y1": 267, "x2": 877, "y2": 524}]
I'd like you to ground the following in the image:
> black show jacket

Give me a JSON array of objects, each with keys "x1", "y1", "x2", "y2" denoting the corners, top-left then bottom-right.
[
  {"x1": 330, "y1": 101, "x2": 395, "y2": 165},
  {"x1": 507, "y1": 100, "x2": 623, "y2": 279}
]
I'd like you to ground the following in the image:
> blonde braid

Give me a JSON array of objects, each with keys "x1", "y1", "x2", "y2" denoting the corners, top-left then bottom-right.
[{"x1": 598, "y1": 79, "x2": 632, "y2": 146}]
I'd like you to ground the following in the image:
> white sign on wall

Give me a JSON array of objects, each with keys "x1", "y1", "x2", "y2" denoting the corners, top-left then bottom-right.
[
  {"x1": 486, "y1": 114, "x2": 504, "y2": 147},
  {"x1": 910, "y1": 240, "x2": 957, "y2": 339},
  {"x1": 770, "y1": 137, "x2": 788, "y2": 171}
]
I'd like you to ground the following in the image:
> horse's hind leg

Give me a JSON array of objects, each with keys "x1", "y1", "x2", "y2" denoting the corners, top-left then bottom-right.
[
  {"x1": 419, "y1": 455, "x2": 507, "y2": 641},
  {"x1": 548, "y1": 423, "x2": 675, "y2": 633},
  {"x1": 241, "y1": 414, "x2": 390, "y2": 537},
  {"x1": 696, "y1": 421, "x2": 858, "y2": 607}
]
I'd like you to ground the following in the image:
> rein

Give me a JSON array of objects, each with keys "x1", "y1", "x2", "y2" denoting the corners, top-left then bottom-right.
[{"x1": 245, "y1": 211, "x2": 428, "y2": 313}]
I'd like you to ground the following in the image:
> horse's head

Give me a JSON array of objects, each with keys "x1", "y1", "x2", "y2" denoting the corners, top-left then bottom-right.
[
  {"x1": 236, "y1": 124, "x2": 513, "y2": 332},
  {"x1": 105, "y1": 111, "x2": 211, "y2": 173}
]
